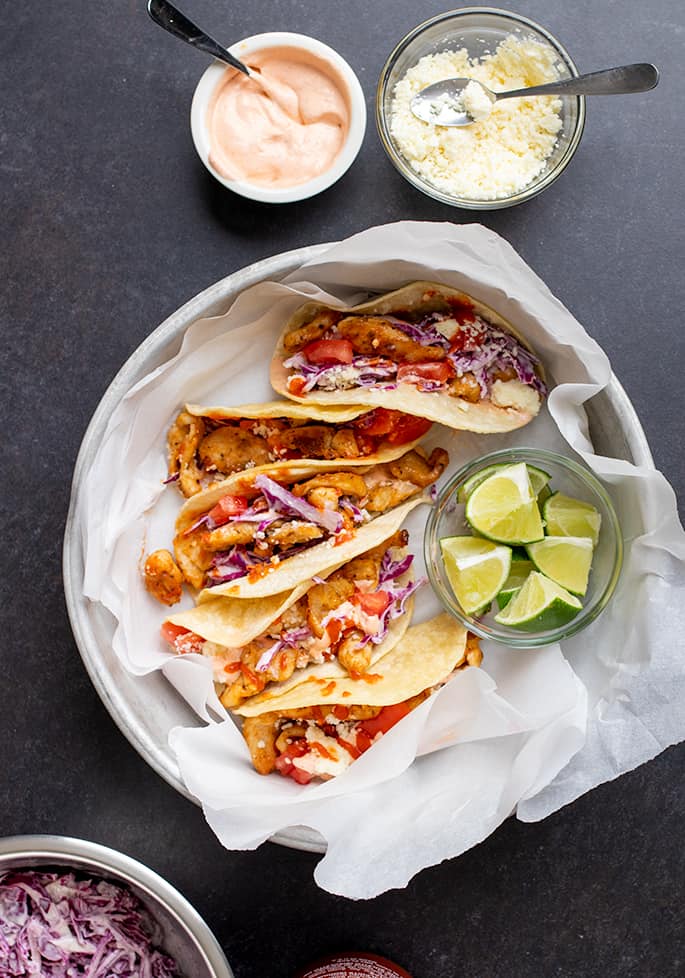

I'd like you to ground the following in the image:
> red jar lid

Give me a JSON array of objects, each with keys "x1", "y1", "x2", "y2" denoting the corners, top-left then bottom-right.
[{"x1": 295, "y1": 952, "x2": 414, "y2": 978}]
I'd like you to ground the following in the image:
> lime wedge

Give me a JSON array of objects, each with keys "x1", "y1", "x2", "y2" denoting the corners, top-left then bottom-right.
[
  {"x1": 494, "y1": 571, "x2": 582, "y2": 630},
  {"x1": 465, "y1": 463, "x2": 544, "y2": 545},
  {"x1": 543, "y1": 493, "x2": 601, "y2": 546},
  {"x1": 526, "y1": 536, "x2": 594, "y2": 596},
  {"x1": 457, "y1": 463, "x2": 550, "y2": 503},
  {"x1": 495, "y1": 559, "x2": 534, "y2": 609},
  {"x1": 496, "y1": 587, "x2": 520, "y2": 610},
  {"x1": 440, "y1": 536, "x2": 512, "y2": 615},
  {"x1": 537, "y1": 484, "x2": 553, "y2": 506}
]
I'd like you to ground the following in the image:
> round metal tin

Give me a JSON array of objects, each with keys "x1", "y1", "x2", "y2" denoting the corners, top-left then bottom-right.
[
  {"x1": 0, "y1": 835, "x2": 234, "y2": 977},
  {"x1": 62, "y1": 244, "x2": 654, "y2": 854}
]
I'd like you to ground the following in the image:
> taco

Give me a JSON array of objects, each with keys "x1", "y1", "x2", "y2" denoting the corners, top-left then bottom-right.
[
  {"x1": 163, "y1": 531, "x2": 420, "y2": 708},
  {"x1": 236, "y1": 614, "x2": 483, "y2": 783},
  {"x1": 152, "y1": 446, "x2": 447, "y2": 601},
  {"x1": 271, "y1": 281, "x2": 547, "y2": 433},
  {"x1": 167, "y1": 400, "x2": 433, "y2": 498}
]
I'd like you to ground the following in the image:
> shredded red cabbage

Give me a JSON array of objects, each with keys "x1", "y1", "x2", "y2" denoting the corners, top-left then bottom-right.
[
  {"x1": 253, "y1": 475, "x2": 342, "y2": 534},
  {"x1": 339, "y1": 497, "x2": 368, "y2": 524},
  {"x1": 255, "y1": 640, "x2": 283, "y2": 672},
  {"x1": 183, "y1": 513, "x2": 210, "y2": 536},
  {"x1": 0, "y1": 870, "x2": 179, "y2": 977},
  {"x1": 384, "y1": 315, "x2": 451, "y2": 349},
  {"x1": 285, "y1": 312, "x2": 546, "y2": 399},
  {"x1": 379, "y1": 551, "x2": 414, "y2": 584},
  {"x1": 162, "y1": 472, "x2": 180, "y2": 485},
  {"x1": 283, "y1": 353, "x2": 397, "y2": 393},
  {"x1": 255, "y1": 625, "x2": 314, "y2": 672}
]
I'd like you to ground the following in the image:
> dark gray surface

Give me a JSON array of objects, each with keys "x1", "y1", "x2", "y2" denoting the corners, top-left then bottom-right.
[{"x1": 1, "y1": 1, "x2": 683, "y2": 976}]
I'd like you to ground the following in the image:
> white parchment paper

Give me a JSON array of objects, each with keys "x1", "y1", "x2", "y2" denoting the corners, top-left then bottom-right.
[{"x1": 80, "y1": 222, "x2": 685, "y2": 898}]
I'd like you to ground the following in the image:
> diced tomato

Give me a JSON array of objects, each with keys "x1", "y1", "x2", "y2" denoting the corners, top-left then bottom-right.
[
  {"x1": 275, "y1": 741, "x2": 313, "y2": 784},
  {"x1": 160, "y1": 622, "x2": 188, "y2": 645},
  {"x1": 397, "y1": 361, "x2": 454, "y2": 387},
  {"x1": 326, "y1": 619, "x2": 344, "y2": 645},
  {"x1": 287, "y1": 376, "x2": 308, "y2": 397},
  {"x1": 207, "y1": 494, "x2": 249, "y2": 527},
  {"x1": 386, "y1": 414, "x2": 433, "y2": 445},
  {"x1": 353, "y1": 408, "x2": 433, "y2": 445},
  {"x1": 359, "y1": 702, "x2": 413, "y2": 739},
  {"x1": 354, "y1": 590, "x2": 391, "y2": 616},
  {"x1": 303, "y1": 339, "x2": 354, "y2": 365},
  {"x1": 160, "y1": 623, "x2": 204, "y2": 655},
  {"x1": 354, "y1": 728, "x2": 375, "y2": 754},
  {"x1": 353, "y1": 407, "x2": 397, "y2": 436}
]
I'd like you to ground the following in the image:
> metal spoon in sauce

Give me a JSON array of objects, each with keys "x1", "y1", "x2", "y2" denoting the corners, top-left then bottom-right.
[
  {"x1": 410, "y1": 62, "x2": 659, "y2": 127},
  {"x1": 147, "y1": 0, "x2": 299, "y2": 116}
]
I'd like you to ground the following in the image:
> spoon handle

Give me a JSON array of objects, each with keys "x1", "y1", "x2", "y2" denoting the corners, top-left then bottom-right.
[
  {"x1": 497, "y1": 63, "x2": 659, "y2": 100},
  {"x1": 147, "y1": 0, "x2": 250, "y2": 75}
]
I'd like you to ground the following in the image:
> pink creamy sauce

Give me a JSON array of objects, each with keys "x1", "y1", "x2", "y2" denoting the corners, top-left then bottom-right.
[{"x1": 207, "y1": 46, "x2": 350, "y2": 187}]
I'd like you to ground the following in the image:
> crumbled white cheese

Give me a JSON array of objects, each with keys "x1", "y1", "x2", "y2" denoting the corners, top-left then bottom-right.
[
  {"x1": 250, "y1": 421, "x2": 278, "y2": 439},
  {"x1": 315, "y1": 365, "x2": 361, "y2": 390},
  {"x1": 490, "y1": 379, "x2": 541, "y2": 415},
  {"x1": 291, "y1": 727, "x2": 355, "y2": 779},
  {"x1": 462, "y1": 80, "x2": 493, "y2": 121},
  {"x1": 434, "y1": 317, "x2": 460, "y2": 340},
  {"x1": 390, "y1": 36, "x2": 563, "y2": 200}
]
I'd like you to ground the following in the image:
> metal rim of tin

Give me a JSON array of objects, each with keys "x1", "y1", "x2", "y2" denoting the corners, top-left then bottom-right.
[
  {"x1": 0, "y1": 834, "x2": 234, "y2": 977},
  {"x1": 62, "y1": 243, "x2": 654, "y2": 854}
]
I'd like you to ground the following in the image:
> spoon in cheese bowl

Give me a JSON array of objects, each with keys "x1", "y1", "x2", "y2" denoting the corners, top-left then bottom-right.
[
  {"x1": 411, "y1": 62, "x2": 659, "y2": 127},
  {"x1": 147, "y1": 0, "x2": 299, "y2": 115}
]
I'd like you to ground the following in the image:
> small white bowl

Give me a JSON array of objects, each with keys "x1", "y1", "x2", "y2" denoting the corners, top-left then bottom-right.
[{"x1": 191, "y1": 32, "x2": 367, "y2": 203}]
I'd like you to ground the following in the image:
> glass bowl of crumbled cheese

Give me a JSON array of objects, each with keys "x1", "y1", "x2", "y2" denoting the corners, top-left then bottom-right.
[{"x1": 377, "y1": 7, "x2": 585, "y2": 208}]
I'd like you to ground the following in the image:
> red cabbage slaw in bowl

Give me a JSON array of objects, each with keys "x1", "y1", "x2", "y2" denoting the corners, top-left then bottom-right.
[{"x1": 0, "y1": 870, "x2": 179, "y2": 976}]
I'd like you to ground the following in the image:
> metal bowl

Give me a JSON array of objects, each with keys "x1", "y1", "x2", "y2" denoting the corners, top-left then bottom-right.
[
  {"x1": 0, "y1": 835, "x2": 234, "y2": 978},
  {"x1": 376, "y1": 7, "x2": 586, "y2": 208},
  {"x1": 63, "y1": 243, "x2": 654, "y2": 854}
]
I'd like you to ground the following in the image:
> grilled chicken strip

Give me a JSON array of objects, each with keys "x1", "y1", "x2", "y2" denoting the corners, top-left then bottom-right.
[
  {"x1": 387, "y1": 448, "x2": 449, "y2": 487},
  {"x1": 198, "y1": 426, "x2": 271, "y2": 475},
  {"x1": 336, "y1": 315, "x2": 447, "y2": 362},
  {"x1": 167, "y1": 411, "x2": 205, "y2": 496},
  {"x1": 307, "y1": 577, "x2": 355, "y2": 638},
  {"x1": 282, "y1": 310, "x2": 341, "y2": 353},
  {"x1": 143, "y1": 550, "x2": 184, "y2": 607},
  {"x1": 293, "y1": 471, "x2": 369, "y2": 500},
  {"x1": 271, "y1": 424, "x2": 362, "y2": 460}
]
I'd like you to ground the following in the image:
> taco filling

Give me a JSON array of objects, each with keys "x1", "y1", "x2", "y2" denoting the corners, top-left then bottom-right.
[
  {"x1": 241, "y1": 633, "x2": 482, "y2": 784},
  {"x1": 281, "y1": 298, "x2": 546, "y2": 414},
  {"x1": 167, "y1": 407, "x2": 433, "y2": 497},
  {"x1": 166, "y1": 448, "x2": 447, "y2": 594},
  {"x1": 163, "y1": 532, "x2": 421, "y2": 708}
]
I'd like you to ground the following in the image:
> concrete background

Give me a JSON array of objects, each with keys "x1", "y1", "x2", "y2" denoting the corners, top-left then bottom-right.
[{"x1": 1, "y1": 1, "x2": 683, "y2": 975}]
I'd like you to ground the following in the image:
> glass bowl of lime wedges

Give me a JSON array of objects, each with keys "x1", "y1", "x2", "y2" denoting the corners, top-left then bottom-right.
[{"x1": 425, "y1": 448, "x2": 623, "y2": 647}]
